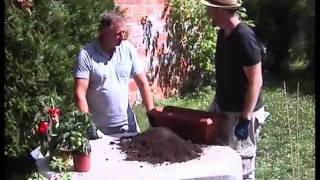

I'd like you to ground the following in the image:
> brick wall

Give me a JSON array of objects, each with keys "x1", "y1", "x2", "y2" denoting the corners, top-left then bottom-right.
[{"x1": 114, "y1": 0, "x2": 169, "y2": 105}]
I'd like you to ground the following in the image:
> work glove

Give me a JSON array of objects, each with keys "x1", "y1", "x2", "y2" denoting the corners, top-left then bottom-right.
[
  {"x1": 146, "y1": 109, "x2": 157, "y2": 127},
  {"x1": 87, "y1": 124, "x2": 100, "y2": 140},
  {"x1": 234, "y1": 117, "x2": 250, "y2": 140}
]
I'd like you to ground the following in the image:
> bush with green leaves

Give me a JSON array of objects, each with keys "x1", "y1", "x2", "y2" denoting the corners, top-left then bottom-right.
[
  {"x1": 63, "y1": 112, "x2": 92, "y2": 155},
  {"x1": 161, "y1": 0, "x2": 255, "y2": 95},
  {"x1": 245, "y1": 0, "x2": 315, "y2": 73},
  {"x1": 159, "y1": 0, "x2": 216, "y2": 95},
  {"x1": 5, "y1": 0, "x2": 114, "y2": 158}
]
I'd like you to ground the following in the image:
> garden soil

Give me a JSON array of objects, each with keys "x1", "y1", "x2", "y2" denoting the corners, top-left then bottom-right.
[{"x1": 118, "y1": 127, "x2": 204, "y2": 164}]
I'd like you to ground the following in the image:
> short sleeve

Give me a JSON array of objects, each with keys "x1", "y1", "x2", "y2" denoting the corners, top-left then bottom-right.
[
  {"x1": 74, "y1": 49, "x2": 91, "y2": 79},
  {"x1": 238, "y1": 32, "x2": 261, "y2": 66},
  {"x1": 128, "y1": 43, "x2": 144, "y2": 76}
]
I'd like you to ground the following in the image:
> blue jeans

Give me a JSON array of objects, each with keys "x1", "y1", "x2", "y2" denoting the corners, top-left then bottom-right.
[
  {"x1": 98, "y1": 104, "x2": 140, "y2": 135},
  {"x1": 127, "y1": 104, "x2": 139, "y2": 133}
]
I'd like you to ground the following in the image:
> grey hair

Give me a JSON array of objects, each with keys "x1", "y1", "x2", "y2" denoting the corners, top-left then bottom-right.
[{"x1": 98, "y1": 11, "x2": 124, "y2": 31}]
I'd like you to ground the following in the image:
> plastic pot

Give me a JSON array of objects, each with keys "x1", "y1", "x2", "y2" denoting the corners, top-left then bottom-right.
[
  {"x1": 151, "y1": 106, "x2": 225, "y2": 144},
  {"x1": 72, "y1": 153, "x2": 90, "y2": 172}
]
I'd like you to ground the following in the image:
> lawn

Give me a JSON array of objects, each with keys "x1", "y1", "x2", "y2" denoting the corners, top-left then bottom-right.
[{"x1": 133, "y1": 83, "x2": 315, "y2": 179}]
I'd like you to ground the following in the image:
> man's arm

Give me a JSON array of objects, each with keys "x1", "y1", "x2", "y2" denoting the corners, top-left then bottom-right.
[
  {"x1": 241, "y1": 62, "x2": 263, "y2": 120},
  {"x1": 133, "y1": 72, "x2": 154, "y2": 111},
  {"x1": 74, "y1": 78, "x2": 90, "y2": 113}
]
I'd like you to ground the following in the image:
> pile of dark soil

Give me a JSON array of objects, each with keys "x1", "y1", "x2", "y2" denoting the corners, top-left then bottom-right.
[{"x1": 118, "y1": 127, "x2": 203, "y2": 164}]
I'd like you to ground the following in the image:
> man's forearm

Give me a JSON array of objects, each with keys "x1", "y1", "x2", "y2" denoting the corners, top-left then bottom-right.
[
  {"x1": 241, "y1": 63, "x2": 263, "y2": 120},
  {"x1": 76, "y1": 97, "x2": 89, "y2": 113},
  {"x1": 241, "y1": 83, "x2": 261, "y2": 120},
  {"x1": 133, "y1": 72, "x2": 155, "y2": 111},
  {"x1": 139, "y1": 84, "x2": 154, "y2": 111},
  {"x1": 74, "y1": 78, "x2": 90, "y2": 113}
]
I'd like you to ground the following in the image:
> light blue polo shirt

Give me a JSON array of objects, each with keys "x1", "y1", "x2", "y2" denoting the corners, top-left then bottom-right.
[{"x1": 74, "y1": 39, "x2": 144, "y2": 128}]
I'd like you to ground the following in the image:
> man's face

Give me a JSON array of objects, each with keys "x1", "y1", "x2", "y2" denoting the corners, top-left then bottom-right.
[
  {"x1": 101, "y1": 20, "x2": 126, "y2": 47},
  {"x1": 206, "y1": 6, "x2": 219, "y2": 26}
]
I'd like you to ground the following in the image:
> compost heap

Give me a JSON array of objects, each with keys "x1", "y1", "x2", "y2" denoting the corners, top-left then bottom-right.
[{"x1": 119, "y1": 127, "x2": 203, "y2": 164}]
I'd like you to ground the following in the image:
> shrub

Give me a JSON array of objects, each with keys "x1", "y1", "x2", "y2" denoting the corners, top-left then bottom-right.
[
  {"x1": 161, "y1": 0, "x2": 255, "y2": 95},
  {"x1": 5, "y1": 0, "x2": 114, "y2": 158}
]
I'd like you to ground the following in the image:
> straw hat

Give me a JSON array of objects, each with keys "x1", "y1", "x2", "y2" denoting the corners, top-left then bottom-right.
[{"x1": 201, "y1": 0, "x2": 241, "y2": 9}]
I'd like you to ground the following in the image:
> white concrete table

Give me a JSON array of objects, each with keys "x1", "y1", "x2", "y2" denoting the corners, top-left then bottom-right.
[{"x1": 36, "y1": 133, "x2": 243, "y2": 180}]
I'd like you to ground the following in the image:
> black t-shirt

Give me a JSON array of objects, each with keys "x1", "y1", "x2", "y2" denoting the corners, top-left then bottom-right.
[{"x1": 215, "y1": 22, "x2": 263, "y2": 112}]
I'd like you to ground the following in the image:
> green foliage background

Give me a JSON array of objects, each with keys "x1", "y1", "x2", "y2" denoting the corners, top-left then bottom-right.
[
  {"x1": 160, "y1": 0, "x2": 256, "y2": 95},
  {"x1": 5, "y1": 0, "x2": 114, "y2": 158},
  {"x1": 244, "y1": 0, "x2": 314, "y2": 74}
]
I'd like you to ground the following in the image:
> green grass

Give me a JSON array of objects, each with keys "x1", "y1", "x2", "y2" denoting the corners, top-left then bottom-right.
[
  {"x1": 256, "y1": 83, "x2": 315, "y2": 180},
  {"x1": 133, "y1": 84, "x2": 315, "y2": 179}
]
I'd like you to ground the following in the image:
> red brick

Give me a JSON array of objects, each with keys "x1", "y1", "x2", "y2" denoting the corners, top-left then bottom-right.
[
  {"x1": 157, "y1": 34, "x2": 167, "y2": 44},
  {"x1": 120, "y1": 5, "x2": 133, "y2": 16},
  {"x1": 145, "y1": 6, "x2": 154, "y2": 14},
  {"x1": 125, "y1": 16, "x2": 139, "y2": 24},
  {"x1": 129, "y1": 81, "x2": 138, "y2": 91},
  {"x1": 144, "y1": 5, "x2": 163, "y2": 14},
  {"x1": 154, "y1": 86, "x2": 164, "y2": 99},
  {"x1": 132, "y1": 5, "x2": 145, "y2": 16},
  {"x1": 144, "y1": 0, "x2": 165, "y2": 3},
  {"x1": 135, "y1": 0, "x2": 145, "y2": 3},
  {"x1": 137, "y1": 48, "x2": 147, "y2": 57}
]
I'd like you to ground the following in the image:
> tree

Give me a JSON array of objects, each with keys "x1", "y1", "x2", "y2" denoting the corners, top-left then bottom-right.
[{"x1": 245, "y1": 0, "x2": 315, "y2": 74}]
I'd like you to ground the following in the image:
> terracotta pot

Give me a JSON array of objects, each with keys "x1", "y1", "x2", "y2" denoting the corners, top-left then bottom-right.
[
  {"x1": 163, "y1": 106, "x2": 216, "y2": 118},
  {"x1": 73, "y1": 153, "x2": 90, "y2": 172},
  {"x1": 151, "y1": 106, "x2": 226, "y2": 144}
]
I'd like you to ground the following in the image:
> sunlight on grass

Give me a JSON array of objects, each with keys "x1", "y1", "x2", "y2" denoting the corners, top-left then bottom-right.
[{"x1": 258, "y1": 82, "x2": 315, "y2": 180}]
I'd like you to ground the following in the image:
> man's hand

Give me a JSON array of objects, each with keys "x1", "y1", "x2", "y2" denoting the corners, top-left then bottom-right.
[
  {"x1": 146, "y1": 109, "x2": 158, "y2": 127},
  {"x1": 234, "y1": 117, "x2": 250, "y2": 140},
  {"x1": 87, "y1": 124, "x2": 100, "y2": 140}
]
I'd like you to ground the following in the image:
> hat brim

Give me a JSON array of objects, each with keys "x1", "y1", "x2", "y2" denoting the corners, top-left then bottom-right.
[{"x1": 201, "y1": 0, "x2": 241, "y2": 9}]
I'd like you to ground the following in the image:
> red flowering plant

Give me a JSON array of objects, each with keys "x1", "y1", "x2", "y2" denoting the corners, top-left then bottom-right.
[
  {"x1": 34, "y1": 105, "x2": 64, "y2": 158},
  {"x1": 33, "y1": 98, "x2": 93, "y2": 155},
  {"x1": 29, "y1": 94, "x2": 97, "y2": 174},
  {"x1": 31, "y1": 96, "x2": 95, "y2": 172},
  {"x1": 30, "y1": 96, "x2": 67, "y2": 158}
]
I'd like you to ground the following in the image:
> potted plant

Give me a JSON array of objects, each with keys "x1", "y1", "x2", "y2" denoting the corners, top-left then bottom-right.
[
  {"x1": 32, "y1": 102, "x2": 74, "y2": 173},
  {"x1": 70, "y1": 138, "x2": 91, "y2": 172},
  {"x1": 64, "y1": 112, "x2": 92, "y2": 172},
  {"x1": 31, "y1": 96, "x2": 95, "y2": 173}
]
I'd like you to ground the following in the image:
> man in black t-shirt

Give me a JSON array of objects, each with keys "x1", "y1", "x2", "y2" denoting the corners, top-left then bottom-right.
[{"x1": 201, "y1": 0, "x2": 270, "y2": 179}]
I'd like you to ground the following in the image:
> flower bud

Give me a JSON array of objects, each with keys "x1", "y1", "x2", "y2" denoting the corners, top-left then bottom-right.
[
  {"x1": 48, "y1": 107, "x2": 61, "y2": 117},
  {"x1": 37, "y1": 120, "x2": 49, "y2": 136},
  {"x1": 48, "y1": 107, "x2": 61, "y2": 124}
]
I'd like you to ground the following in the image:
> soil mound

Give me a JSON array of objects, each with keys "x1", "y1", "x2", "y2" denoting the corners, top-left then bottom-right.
[{"x1": 119, "y1": 127, "x2": 203, "y2": 164}]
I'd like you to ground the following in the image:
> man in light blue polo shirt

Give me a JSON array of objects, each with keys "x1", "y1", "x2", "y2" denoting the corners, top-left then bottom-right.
[{"x1": 74, "y1": 11, "x2": 155, "y2": 135}]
